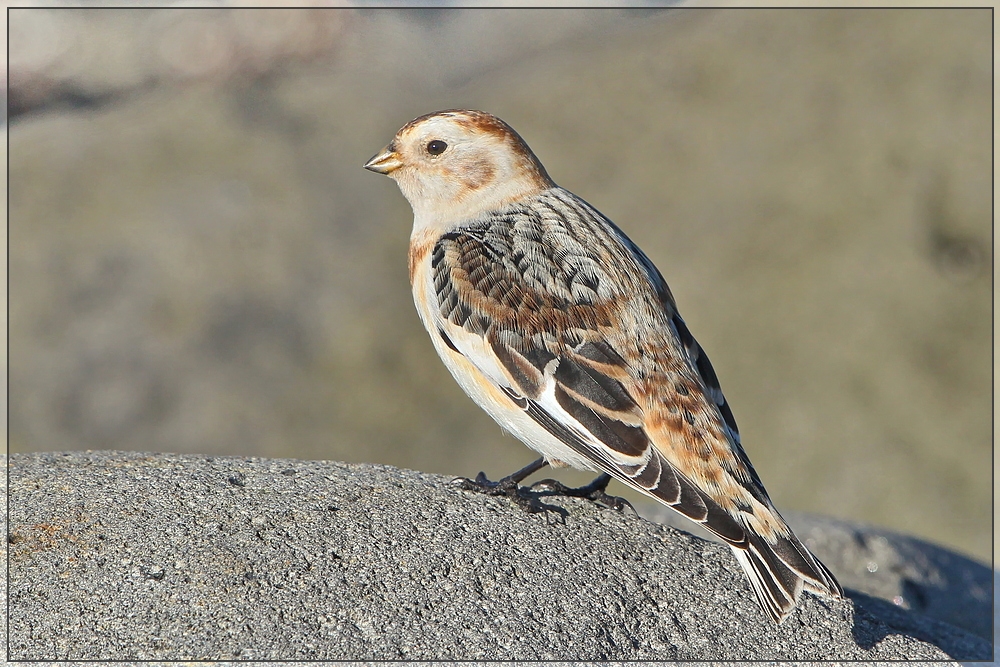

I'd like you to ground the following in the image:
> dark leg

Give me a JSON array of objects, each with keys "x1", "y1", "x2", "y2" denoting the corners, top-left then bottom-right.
[
  {"x1": 530, "y1": 473, "x2": 635, "y2": 513},
  {"x1": 453, "y1": 457, "x2": 551, "y2": 514}
]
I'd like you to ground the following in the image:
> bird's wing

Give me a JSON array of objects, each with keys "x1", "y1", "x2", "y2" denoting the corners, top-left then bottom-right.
[
  {"x1": 429, "y1": 205, "x2": 748, "y2": 537},
  {"x1": 429, "y1": 190, "x2": 842, "y2": 621}
]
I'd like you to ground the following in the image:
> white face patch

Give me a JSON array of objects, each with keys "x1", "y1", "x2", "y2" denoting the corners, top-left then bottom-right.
[{"x1": 387, "y1": 113, "x2": 553, "y2": 233}]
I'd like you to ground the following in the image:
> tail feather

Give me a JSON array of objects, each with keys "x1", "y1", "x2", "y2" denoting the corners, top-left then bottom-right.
[
  {"x1": 615, "y1": 450, "x2": 843, "y2": 622},
  {"x1": 731, "y1": 543, "x2": 797, "y2": 623},
  {"x1": 729, "y1": 531, "x2": 843, "y2": 623},
  {"x1": 801, "y1": 549, "x2": 844, "y2": 598}
]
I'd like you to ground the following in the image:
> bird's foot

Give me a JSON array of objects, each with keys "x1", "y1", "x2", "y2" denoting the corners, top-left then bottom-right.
[
  {"x1": 454, "y1": 470, "x2": 542, "y2": 512},
  {"x1": 530, "y1": 473, "x2": 636, "y2": 514},
  {"x1": 453, "y1": 465, "x2": 567, "y2": 521}
]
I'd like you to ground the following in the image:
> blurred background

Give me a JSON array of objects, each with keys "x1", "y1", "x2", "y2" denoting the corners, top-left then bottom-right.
[{"x1": 7, "y1": 6, "x2": 992, "y2": 565}]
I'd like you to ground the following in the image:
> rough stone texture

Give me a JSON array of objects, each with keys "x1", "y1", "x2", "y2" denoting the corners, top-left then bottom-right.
[
  {"x1": 641, "y1": 505, "x2": 993, "y2": 643},
  {"x1": 7, "y1": 451, "x2": 989, "y2": 661},
  {"x1": 7, "y1": 8, "x2": 992, "y2": 569}
]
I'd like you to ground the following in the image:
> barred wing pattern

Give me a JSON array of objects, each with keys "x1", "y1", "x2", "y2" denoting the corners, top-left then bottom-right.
[{"x1": 429, "y1": 187, "x2": 842, "y2": 622}]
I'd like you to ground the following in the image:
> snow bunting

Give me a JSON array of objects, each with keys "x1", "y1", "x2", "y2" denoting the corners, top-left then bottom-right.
[{"x1": 364, "y1": 109, "x2": 843, "y2": 623}]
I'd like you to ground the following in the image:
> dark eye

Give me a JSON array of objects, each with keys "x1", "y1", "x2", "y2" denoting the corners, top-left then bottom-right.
[{"x1": 426, "y1": 140, "x2": 448, "y2": 156}]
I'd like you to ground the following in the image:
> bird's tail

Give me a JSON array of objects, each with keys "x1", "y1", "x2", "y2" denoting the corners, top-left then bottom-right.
[
  {"x1": 728, "y1": 528, "x2": 844, "y2": 624},
  {"x1": 636, "y1": 459, "x2": 844, "y2": 623},
  {"x1": 619, "y1": 448, "x2": 843, "y2": 622}
]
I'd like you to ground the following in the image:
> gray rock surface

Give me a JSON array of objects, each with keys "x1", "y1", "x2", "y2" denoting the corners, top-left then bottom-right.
[
  {"x1": 8, "y1": 451, "x2": 989, "y2": 661},
  {"x1": 640, "y1": 505, "x2": 993, "y2": 642}
]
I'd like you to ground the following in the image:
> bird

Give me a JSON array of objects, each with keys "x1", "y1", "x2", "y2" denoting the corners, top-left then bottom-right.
[{"x1": 363, "y1": 109, "x2": 844, "y2": 623}]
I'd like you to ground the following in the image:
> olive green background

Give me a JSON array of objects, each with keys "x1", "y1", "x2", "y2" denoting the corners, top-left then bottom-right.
[{"x1": 9, "y1": 8, "x2": 992, "y2": 562}]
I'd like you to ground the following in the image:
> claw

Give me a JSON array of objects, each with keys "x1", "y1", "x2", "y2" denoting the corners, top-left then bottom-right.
[
  {"x1": 452, "y1": 458, "x2": 568, "y2": 519},
  {"x1": 454, "y1": 471, "x2": 547, "y2": 514},
  {"x1": 529, "y1": 474, "x2": 636, "y2": 515}
]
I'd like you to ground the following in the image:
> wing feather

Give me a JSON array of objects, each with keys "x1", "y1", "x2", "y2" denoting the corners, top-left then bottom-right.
[{"x1": 433, "y1": 213, "x2": 754, "y2": 544}]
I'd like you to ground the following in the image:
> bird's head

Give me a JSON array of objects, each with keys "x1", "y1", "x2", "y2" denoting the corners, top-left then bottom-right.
[{"x1": 364, "y1": 109, "x2": 554, "y2": 230}]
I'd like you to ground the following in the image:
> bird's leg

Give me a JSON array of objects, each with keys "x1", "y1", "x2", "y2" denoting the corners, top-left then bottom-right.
[
  {"x1": 453, "y1": 457, "x2": 551, "y2": 514},
  {"x1": 530, "y1": 473, "x2": 635, "y2": 513}
]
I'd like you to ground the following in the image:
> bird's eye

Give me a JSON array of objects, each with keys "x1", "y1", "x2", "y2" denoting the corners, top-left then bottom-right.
[{"x1": 427, "y1": 140, "x2": 448, "y2": 156}]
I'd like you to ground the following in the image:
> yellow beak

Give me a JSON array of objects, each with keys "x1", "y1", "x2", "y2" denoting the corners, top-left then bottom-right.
[{"x1": 364, "y1": 146, "x2": 403, "y2": 175}]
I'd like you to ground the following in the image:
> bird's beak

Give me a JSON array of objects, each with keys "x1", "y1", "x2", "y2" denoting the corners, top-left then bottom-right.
[{"x1": 364, "y1": 145, "x2": 403, "y2": 175}]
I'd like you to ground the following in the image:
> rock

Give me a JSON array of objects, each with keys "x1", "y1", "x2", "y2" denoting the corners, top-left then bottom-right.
[
  {"x1": 7, "y1": 451, "x2": 989, "y2": 660},
  {"x1": 640, "y1": 505, "x2": 993, "y2": 642},
  {"x1": 785, "y1": 511, "x2": 993, "y2": 643},
  {"x1": 637, "y1": 503, "x2": 993, "y2": 641}
]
